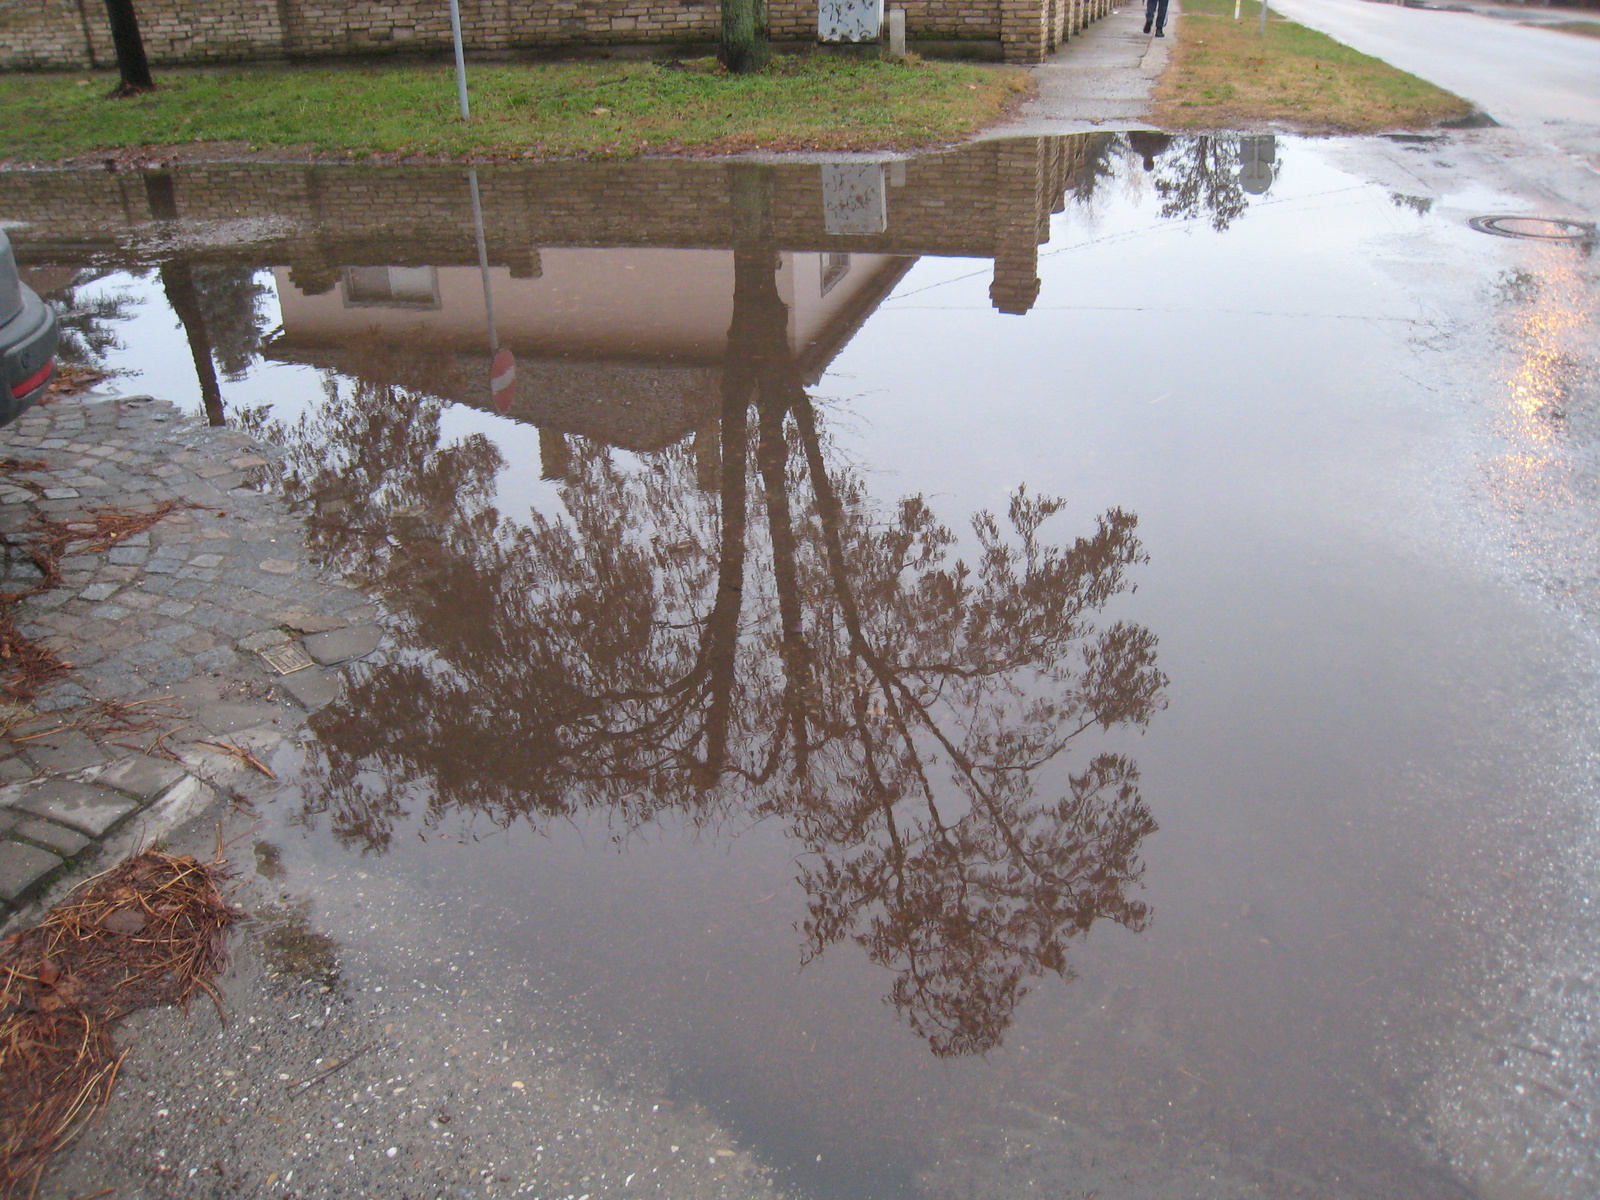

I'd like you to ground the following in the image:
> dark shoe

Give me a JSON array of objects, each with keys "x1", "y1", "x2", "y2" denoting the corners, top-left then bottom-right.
[
  {"x1": 1155, "y1": 27, "x2": 1165, "y2": 35},
  {"x1": 1143, "y1": 19, "x2": 1152, "y2": 31}
]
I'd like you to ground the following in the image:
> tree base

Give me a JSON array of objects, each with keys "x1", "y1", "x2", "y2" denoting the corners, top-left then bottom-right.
[{"x1": 718, "y1": 37, "x2": 772, "y2": 73}]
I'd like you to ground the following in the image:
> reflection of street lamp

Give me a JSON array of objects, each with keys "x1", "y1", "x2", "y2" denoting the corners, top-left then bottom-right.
[{"x1": 1238, "y1": 135, "x2": 1277, "y2": 195}]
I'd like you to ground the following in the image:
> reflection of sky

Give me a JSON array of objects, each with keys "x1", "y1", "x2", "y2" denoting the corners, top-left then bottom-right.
[
  {"x1": 88, "y1": 269, "x2": 574, "y2": 525},
  {"x1": 830, "y1": 139, "x2": 1465, "y2": 559}
]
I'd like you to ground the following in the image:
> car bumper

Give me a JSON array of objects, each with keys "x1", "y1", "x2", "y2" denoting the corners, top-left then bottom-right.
[{"x1": 0, "y1": 288, "x2": 59, "y2": 427}]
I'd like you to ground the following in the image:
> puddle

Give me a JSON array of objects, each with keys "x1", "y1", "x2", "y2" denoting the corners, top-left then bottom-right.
[
  {"x1": 6, "y1": 133, "x2": 1600, "y2": 1199},
  {"x1": 257, "y1": 900, "x2": 343, "y2": 989}
]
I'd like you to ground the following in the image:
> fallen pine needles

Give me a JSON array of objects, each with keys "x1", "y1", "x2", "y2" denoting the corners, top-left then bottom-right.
[
  {"x1": 196, "y1": 740, "x2": 277, "y2": 780},
  {"x1": 0, "y1": 849, "x2": 240, "y2": 1197}
]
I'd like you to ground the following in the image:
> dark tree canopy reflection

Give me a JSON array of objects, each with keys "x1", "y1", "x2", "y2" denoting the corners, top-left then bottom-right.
[
  {"x1": 266, "y1": 167, "x2": 1167, "y2": 1057},
  {"x1": 1135, "y1": 134, "x2": 1254, "y2": 232},
  {"x1": 189, "y1": 265, "x2": 273, "y2": 381},
  {"x1": 34, "y1": 269, "x2": 141, "y2": 366}
]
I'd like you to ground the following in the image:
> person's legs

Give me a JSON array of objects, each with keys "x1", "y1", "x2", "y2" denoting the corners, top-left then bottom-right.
[
  {"x1": 1144, "y1": 0, "x2": 1158, "y2": 32},
  {"x1": 1153, "y1": 0, "x2": 1169, "y2": 34}
]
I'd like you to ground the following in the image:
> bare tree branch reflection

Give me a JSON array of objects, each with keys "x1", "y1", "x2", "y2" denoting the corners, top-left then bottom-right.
[
  {"x1": 1145, "y1": 135, "x2": 1250, "y2": 232},
  {"x1": 264, "y1": 168, "x2": 1168, "y2": 1055}
]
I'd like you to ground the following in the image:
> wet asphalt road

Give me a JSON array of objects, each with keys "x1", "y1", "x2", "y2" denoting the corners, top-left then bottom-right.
[{"x1": 1266, "y1": 0, "x2": 1600, "y2": 132}]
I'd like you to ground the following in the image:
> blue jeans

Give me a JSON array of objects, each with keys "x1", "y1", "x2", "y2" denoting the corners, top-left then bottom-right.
[{"x1": 1145, "y1": 0, "x2": 1169, "y2": 30}]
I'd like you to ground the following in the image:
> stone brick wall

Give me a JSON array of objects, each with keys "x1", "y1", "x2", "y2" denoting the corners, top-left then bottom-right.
[
  {"x1": 1, "y1": 0, "x2": 105, "y2": 69},
  {"x1": 1, "y1": 0, "x2": 1110, "y2": 66}
]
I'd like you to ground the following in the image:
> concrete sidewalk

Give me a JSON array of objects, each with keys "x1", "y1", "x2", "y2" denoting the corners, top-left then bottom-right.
[{"x1": 982, "y1": 2, "x2": 1172, "y2": 136}]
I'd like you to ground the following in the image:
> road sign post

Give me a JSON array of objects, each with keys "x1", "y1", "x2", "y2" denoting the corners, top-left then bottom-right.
[{"x1": 491, "y1": 348, "x2": 517, "y2": 414}]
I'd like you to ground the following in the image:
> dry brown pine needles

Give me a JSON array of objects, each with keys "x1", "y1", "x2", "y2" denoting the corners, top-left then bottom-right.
[{"x1": 0, "y1": 849, "x2": 240, "y2": 1197}]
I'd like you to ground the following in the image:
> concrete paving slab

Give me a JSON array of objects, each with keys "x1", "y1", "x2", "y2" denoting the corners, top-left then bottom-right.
[
  {"x1": 11, "y1": 779, "x2": 140, "y2": 837},
  {"x1": 982, "y1": 3, "x2": 1172, "y2": 137},
  {"x1": 273, "y1": 605, "x2": 349, "y2": 634},
  {"x1": 97, "y1": 755, "x2": 189, "y2": 802},
  {"x1": 238, "y1": 629, "x2": 290, "y2": 652},
  {"x1": 303, "y1": 626, "x2": 381, "y2": 665},
  {"x1": 11, "y1": 815, "x2": 92, "y2": 857},
  {"x1": 195, "y1": 701, "x2": 298, "y2": 736},
  {"x1": 0, "y1": 756, "x2": 36, "y2": 785},
  {"x1": 0, "y1": 839, "x2": 63, "y2": 902},
  {"x1": 280, "y1": 667, "x2": 342, "y2": 710},
  {"x1": 21, "y1": 727, "x2": 108, "y2": 775}
]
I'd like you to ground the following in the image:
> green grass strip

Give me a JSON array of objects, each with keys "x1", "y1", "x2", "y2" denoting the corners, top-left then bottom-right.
[
  {"x1": 0, "y1": 55, "x2": 1028, "y2": 163},
  {"x1": 1153, "y1": 0, "x2": 1473, "y2": 132}
]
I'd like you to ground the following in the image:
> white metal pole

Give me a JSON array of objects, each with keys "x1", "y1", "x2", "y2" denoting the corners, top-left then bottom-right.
[
  {"x1": 468, "y1": 169, "x2": 498, "y2": 355},
  {"x1": 449, "y1": 0, "x2": 470, "y2": 120},
  {"x1": 1258, "y1": 0, "x2": 1268, "y2": 33},
  {"x1": 1233, "y1": 0, "x2": 1241, "y2": 19}
]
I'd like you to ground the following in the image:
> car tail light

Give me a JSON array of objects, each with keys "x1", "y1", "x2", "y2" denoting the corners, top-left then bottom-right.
[{"x1": 10, "y1": 357, "x2": 53, "y2": 399}]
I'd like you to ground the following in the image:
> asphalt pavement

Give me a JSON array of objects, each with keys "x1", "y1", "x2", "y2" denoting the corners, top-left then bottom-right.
[{"x1": 1265, "y1": 0, "x2": 1600, "y2": 137}]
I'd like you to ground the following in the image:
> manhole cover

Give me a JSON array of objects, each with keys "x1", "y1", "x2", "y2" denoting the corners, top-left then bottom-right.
[{"x1": 1469, "y1": 215, "x2": 1595, "y2": 242}]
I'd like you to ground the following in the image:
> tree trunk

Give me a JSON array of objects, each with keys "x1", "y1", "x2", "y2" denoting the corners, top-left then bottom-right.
[
  {"x1": 160, "y1": 260, "x2": 226, "y2": 427},
  {"x1": 103, "y1": 0, "x2": 155, "y2": 95},
  {"x1": 719, "y1": 0, "x2": 770, "y2": 73}
]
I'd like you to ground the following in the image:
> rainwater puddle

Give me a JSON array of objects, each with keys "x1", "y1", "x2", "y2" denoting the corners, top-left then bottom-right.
[{"x1": 6, "y1": 134, "x2": 1600, "y2": 1200}]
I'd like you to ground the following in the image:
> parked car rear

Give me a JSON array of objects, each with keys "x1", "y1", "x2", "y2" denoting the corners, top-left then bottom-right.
[{"x1": 0, "y1": 230, "x2": 59, "y2": 427}]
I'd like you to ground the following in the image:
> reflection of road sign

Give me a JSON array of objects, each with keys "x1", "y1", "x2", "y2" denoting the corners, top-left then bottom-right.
[
  {"x1": 491, "y1": 347, "x2": 516, "y2": 413},
  {"x1": 1240, "y1": 162, "x2": 1273, "y2": 193},
  {"x1": 822, "y1": 163, "x2": 888, "y2": 236},
  {"x1": 1238, "y1": 135, "x2": 1277, "y2": 196}
]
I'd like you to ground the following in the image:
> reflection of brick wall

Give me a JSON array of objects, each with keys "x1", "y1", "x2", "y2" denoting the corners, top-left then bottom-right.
[
  {"x1": 1, "y1": 136, "x2": 1104, "y2": 313},
  {"x1": 987, "y1": 135, "x2": 1086, "y2": 314},
  {"x1": 0, "y1": 0, "x2": 1109, "y2": 66}
]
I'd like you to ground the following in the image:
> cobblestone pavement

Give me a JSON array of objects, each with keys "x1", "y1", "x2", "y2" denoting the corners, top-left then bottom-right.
[{"x1": 0, "y1": 390, "x2": 386, "y2": 923}]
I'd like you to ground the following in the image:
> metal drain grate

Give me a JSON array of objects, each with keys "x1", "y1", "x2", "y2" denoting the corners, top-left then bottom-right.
[{"x1": 1469, "y1": 215, "x2": 1595, "y2": 242}]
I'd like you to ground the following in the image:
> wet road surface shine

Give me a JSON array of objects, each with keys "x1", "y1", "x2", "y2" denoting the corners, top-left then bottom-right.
[{"x1": 7, "y1": 133, "x2": 1600, "y2": 1199}]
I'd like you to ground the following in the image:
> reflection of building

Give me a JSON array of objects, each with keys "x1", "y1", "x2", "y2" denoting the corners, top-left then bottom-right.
[
  {"x1": 272, "y1": 249, "x2": 913, "y2": 457},
  {"x1": 2, "y1": 137, "x2": 1098, "y2": 316},
  {"x1": 1, "y1": 136, "x2": 1108, "y2": 455}
]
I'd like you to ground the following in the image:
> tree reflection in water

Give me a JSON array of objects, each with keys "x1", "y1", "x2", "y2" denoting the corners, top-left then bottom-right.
[
  {"x1": 267, "y1": 166, "x2": 1168, "y2": 1058},
  {"x1": 1152, "y1": 135, "x2": 1260, "y2": 233}
]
